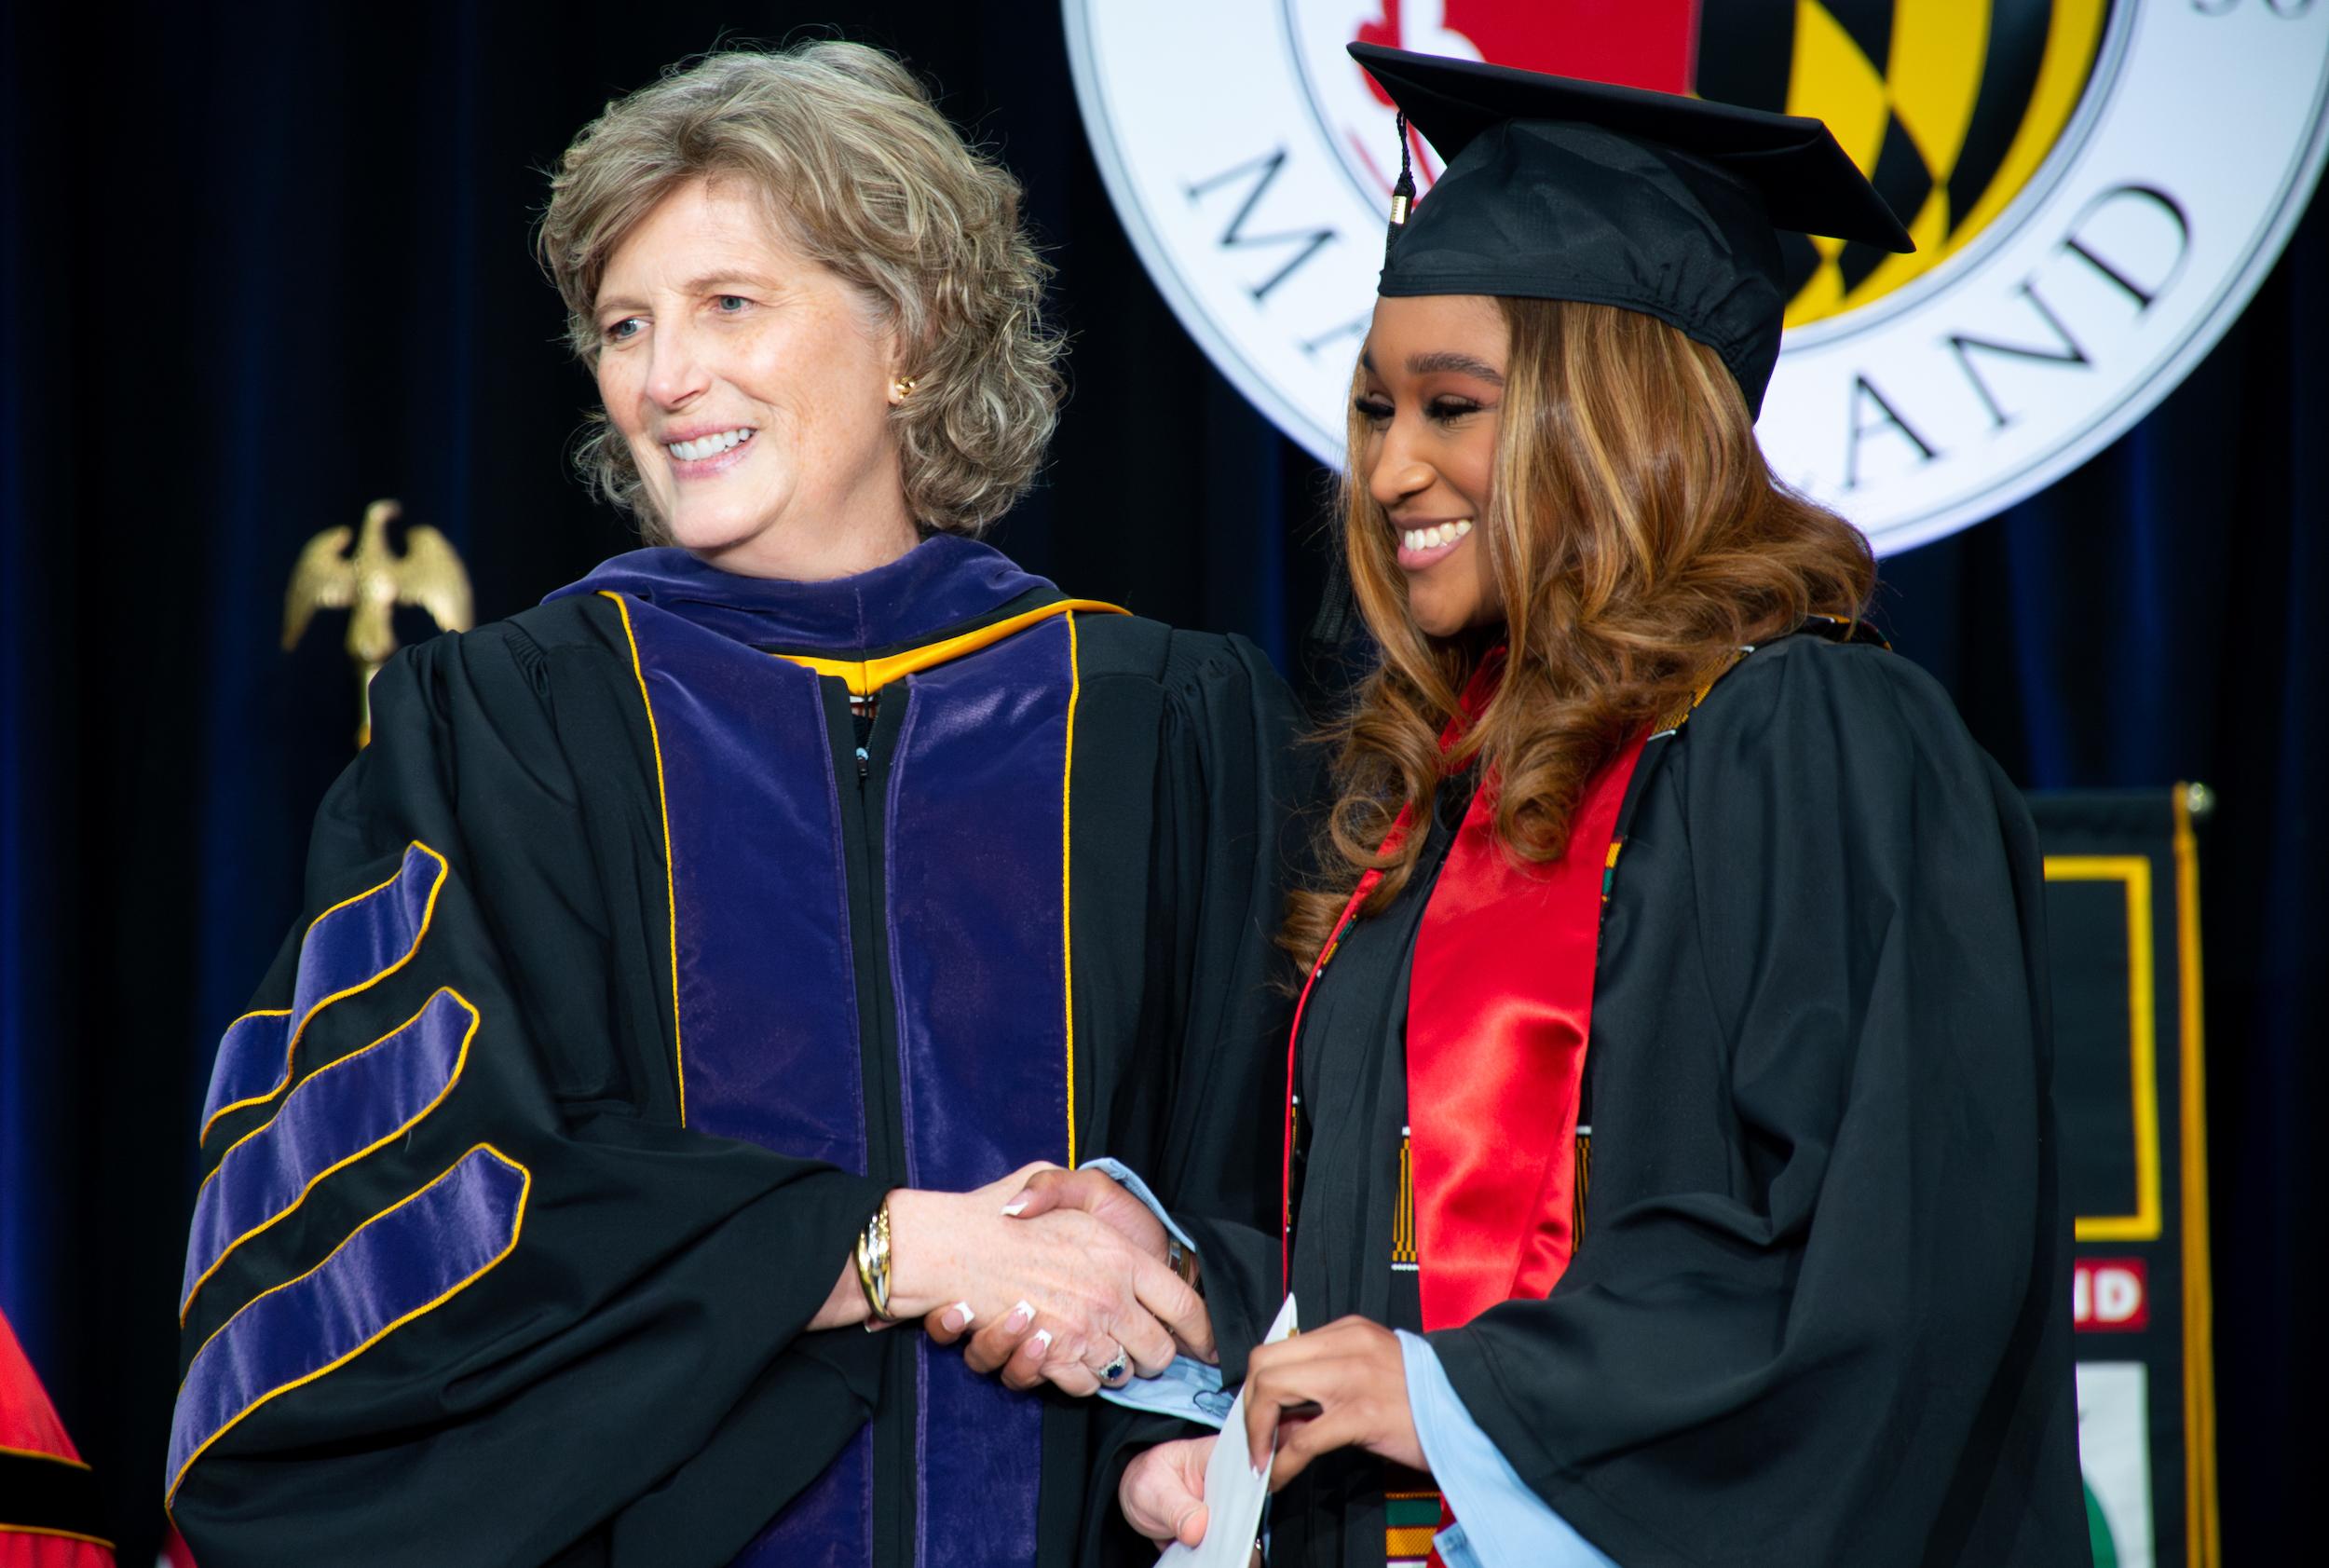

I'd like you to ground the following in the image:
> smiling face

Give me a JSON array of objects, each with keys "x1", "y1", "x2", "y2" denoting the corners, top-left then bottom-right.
[
  {"x1": 592, "y1": 177, "x2": 917, "y2": 580},
  {"x1": 1354, "y1": 293, "x2": 1508, "y2": 638}
]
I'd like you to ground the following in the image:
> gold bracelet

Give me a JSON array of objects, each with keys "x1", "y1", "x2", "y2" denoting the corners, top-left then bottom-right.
[
  {"x1": 854, "y1": 1198, "x2": 897, "y2": 1322},
  {"x1": 855, "y1": 1210, "x2": 889, "y2": 1320},
  {"x1": 1166, "y1": 1234, "x2": 1203, "y2": 1298}
]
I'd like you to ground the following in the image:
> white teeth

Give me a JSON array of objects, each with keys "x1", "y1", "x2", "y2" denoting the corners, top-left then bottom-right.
[
  {"x1": 1399, "y1": 520, "x2": 1474, "y2": 552},
  {"x1": 666, "y1": 427, "x2": 754, "y2": 461}
]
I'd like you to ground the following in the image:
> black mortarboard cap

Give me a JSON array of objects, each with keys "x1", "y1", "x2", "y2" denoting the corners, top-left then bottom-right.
[{"x1": 1350, "y1": 42, "x2": 1914, "y2": 417}]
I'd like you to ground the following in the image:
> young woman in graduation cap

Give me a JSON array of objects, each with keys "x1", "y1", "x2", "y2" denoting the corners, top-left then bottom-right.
[{"x1": 1095, "y1": 42, "x2": 2091, "y2": 1568}]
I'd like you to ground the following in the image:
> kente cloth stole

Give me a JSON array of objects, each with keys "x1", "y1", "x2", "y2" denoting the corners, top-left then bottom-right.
[{"x1": 617, "y1": 593, "x2": 1083, "y2": 1568}]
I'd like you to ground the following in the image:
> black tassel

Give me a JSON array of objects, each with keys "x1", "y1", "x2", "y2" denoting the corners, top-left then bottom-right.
[{"x1": 1388, "y1": 110, "x2": 1416, "y2": 226}]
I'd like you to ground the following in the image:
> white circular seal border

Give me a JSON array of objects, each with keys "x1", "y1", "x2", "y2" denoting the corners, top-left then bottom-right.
[{"x1": 1065, "y1": 1, "x2": 2329, "y2": 554}]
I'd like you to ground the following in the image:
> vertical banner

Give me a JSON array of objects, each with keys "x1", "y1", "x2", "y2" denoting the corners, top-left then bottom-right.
[{"x1": 2033, "y1": 787, "x2": 2218, "y2": 1568}]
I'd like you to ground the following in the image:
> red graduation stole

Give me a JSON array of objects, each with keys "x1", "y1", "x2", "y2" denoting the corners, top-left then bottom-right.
[
  {"x1": 1408, "y1": 687, "x2": 1643, "y2": 1333},
  {"x1": 1281, "y1": 654, "x2": 1645, "y2": 1321},
  {"x1": 1280, "y1": 656, "x2": 1643, "y2": 1568}
]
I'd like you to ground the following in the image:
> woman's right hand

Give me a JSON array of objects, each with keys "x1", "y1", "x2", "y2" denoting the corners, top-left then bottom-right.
[
  {"x1": 940, "y1": 1166, "x2": 1218, "y2": 1368},
  {"x1": 886, "y1": 1164, "x2": 1202, "y2": 1395},
  {"x1": 1120, "y1": 1435, "x2": 1215, "y2": 1549}
]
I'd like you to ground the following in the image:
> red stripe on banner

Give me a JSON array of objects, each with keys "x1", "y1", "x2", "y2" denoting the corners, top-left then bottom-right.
[{"x1": 2074, "y1": 1258, "x2": 2152, "y2": 1332}]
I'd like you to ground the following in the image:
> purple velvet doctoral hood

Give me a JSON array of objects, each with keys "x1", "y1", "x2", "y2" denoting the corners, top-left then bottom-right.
[{"x1": 545, "y1": 533, "x2": 1057, "y2": 653}]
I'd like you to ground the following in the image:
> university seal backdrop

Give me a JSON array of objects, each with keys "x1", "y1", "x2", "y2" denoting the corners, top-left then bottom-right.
[{"x1": 1066, "y1": 0, "x2": 2329, "y2": 552}]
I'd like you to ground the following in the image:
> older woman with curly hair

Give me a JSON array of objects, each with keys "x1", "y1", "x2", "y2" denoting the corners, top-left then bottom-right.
[{"x1": 167, "y1": 43, "x2": 1298, "y2": 1568}]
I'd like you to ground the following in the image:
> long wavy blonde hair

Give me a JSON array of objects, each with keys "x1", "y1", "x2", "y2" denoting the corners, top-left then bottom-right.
[{"x1": 1283, "y1": 297, "x2": 1876, "y2": 972}]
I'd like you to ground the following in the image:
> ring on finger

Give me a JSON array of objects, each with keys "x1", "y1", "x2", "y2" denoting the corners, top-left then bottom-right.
[{"x1": 1098, "y1": 1343, "x2": 1130, "y2": 1384}]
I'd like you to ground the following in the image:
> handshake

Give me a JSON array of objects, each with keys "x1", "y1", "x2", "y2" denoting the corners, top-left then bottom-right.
[
  {"x1": 838, "y1": 1164, "x2": 1421, "y2": 1558},
  {"x1": 878, "y1": 1163, "x2": 1215, "y2": 1394}
]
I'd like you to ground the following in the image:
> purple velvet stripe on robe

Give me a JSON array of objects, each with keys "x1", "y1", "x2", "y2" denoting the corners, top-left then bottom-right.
[
  {"x1": 182, "y1": 989, "x2": 478, "y2": 1316},
  {"x1": 547, "y1": 539, "x2": 1076, "y2": 1568},
  {"x1": 200, "y1": 842, "x2": 447, "y2": 1133},
  {"x1": 613, "y1": 596, "x2": 874, "y2": 1564},
  {"x1": 549, "y1": 536, "x2": 1054, "y2": 652},
  {"x1": 202, "y1": 1011, "x2": 288, "y2": 1127},
  {"x1": 167, "y1": 1145, "x2": 529, "y2": 1503},
  {"x1": 887, "y1": 621, "x2": 1072, "y2": 1568},
  {"x1": 620, "y1": 599, "x2": 869, "y2": 1173}
]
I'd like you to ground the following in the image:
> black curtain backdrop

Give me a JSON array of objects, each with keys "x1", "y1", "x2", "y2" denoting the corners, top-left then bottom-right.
[{"x1": 0, "y1": 5, "x2": 2316, "y2": 1561}]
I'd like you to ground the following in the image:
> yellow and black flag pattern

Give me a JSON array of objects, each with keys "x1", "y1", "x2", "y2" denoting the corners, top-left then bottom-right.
[{"x1": 1686, "y1": 0, "x2": 2113, "y2": 324}]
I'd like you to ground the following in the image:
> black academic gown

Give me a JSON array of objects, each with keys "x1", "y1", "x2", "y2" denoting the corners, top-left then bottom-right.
[
  {"x1": 1186, "y1": 631, "x2": 2091, "y2": 1568},
  {"x1": 166, "y1": 537, "x2": 1301, "y2": 1568}
]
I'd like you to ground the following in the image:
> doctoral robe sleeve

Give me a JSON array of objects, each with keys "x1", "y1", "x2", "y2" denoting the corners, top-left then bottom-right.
[
  {"x1": 1073, "y1": 633, "x2": 1308, "y2": 1565},
  {"x1": 1426, "y1": 641, "x2": 2085, "y2": 1568},
  {"x1": 1137, "y1": 635, "x2": 1317, "y2": 1389},
  {"x1": 1141, "y1": 633, "x2": 1305, "y2": 1239},
  {"x1": 169, "y1": 620, "x2": 891, "y2": 1568}
]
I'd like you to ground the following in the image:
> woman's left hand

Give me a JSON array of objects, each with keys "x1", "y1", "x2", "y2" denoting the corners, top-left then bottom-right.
[{"x1": 1242, "y1": 1315, "x2": 1424, "y2": 1488}]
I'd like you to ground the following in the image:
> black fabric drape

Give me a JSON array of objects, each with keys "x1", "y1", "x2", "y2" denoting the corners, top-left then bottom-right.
[
  {"x1": 0, "y1": 5, "x2": 2316, "y2": 1561},
  {"x1": 1881, "y1": 195, "x2": 2328, "y2": 1565}
]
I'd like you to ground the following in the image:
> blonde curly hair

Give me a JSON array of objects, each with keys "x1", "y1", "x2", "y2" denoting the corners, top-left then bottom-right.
[{"x1": 537, "y1": 43, "x2": 1064, "y2": 535}]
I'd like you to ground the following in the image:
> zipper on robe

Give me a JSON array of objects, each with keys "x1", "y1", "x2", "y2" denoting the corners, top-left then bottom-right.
[{"x1": 824, "y1": 677, "x2": 919, "y2": 1568}]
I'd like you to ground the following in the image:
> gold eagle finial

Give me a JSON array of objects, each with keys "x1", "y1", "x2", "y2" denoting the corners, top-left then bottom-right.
[{"x1": 284, "y1": 499, "x2": 475, "y2": 744}]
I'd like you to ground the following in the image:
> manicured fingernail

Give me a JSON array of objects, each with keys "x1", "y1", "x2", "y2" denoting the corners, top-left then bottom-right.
[
  {"x1": 941, "y1": 1302, "x2": 974, "y2": 1332},
  {"x1": 1025, "y1": 1329, "x2": 1054, "y2": 1358},
  {"x1": 1004, "y1": 1300, "x2": 1034, "y2": 1332},
  {"x1": 1001, "y1": 1199, "x2": 1028, "y2": 1216}
]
